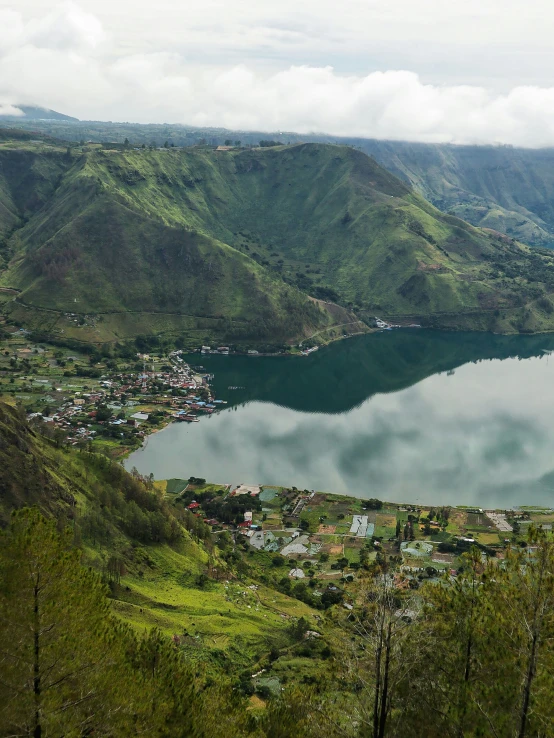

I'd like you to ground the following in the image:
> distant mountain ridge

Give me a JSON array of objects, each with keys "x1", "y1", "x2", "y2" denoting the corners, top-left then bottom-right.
[{"x1": 0, "y1": 105, "x2": 78, "y2": 122}]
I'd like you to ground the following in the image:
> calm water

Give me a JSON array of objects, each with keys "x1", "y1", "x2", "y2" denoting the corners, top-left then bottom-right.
[{"x1": 126, "y1": 331, "x2": 554, "y2": 507}]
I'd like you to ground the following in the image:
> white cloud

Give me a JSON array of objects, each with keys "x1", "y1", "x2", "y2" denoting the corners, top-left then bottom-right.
[
  {"x1": 0, "y1": 101, "x2": 23, "y2": 116},
  {"x1": 3, "y1": 2, "x2": 554, "y2": 146}
]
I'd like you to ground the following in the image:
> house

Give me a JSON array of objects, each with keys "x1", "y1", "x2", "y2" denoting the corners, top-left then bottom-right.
[
  {"x1": 238, "y1": 520, "x2": 252, "y2": 528},
  {"x1": 244, "y1": 511, "x2": 253, "y2": 522},
  {"x1": 188, "y1": 501, "x2": 200, "y2": 510}
]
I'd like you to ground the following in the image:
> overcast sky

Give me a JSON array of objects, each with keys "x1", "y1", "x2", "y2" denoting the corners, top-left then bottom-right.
[{"x1": 2, "y1": 0, "x2": 554, "y2": 145}]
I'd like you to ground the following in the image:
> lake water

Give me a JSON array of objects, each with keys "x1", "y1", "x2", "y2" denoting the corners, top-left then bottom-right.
[{"x1": 126, "y1": 331, "x2": 554, "y2": 508}]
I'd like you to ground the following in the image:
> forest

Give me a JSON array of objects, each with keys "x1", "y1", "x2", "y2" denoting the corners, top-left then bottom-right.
[{"x1": 2, "y1": 509, "x2": 554, "y2": 736}]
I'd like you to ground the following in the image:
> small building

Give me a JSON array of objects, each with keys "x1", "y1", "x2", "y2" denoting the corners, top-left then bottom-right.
[
  {"x1": 188, "y1": 501, "x2": 200, "y2": 510},
  {"x1": 244, "y1": 511, "x2": 253, "y2": 522},
  {"x1": 289, "y1": 568, "x2": 305, "y2": 579}
]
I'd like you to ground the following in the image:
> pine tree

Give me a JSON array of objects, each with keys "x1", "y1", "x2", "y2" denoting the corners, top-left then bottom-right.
[{"x1": 0, "y1": 509, "x2": 135, "y2": 736}]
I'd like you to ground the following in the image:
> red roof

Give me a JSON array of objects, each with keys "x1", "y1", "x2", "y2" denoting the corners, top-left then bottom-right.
[
  {"x1": 188, "y1": 501, "x2": 200, "y2": 510},
  {"x1": 238, "y1": 521, "x2": 252, "y2": 528}
]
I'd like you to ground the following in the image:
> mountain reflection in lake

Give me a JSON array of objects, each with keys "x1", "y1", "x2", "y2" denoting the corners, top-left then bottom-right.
[{"x1": 126, "y1": 331, "x2": 554, "y2": 507}]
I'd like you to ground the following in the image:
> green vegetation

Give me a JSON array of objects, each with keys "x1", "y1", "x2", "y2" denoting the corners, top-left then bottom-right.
[
  {"x1": 357, "y1": 139, "x2": 554, "y2": 248},
  {"x1": 8, "y1": 117, "x2": 554, "y2": 250},
  {"x1": 4, "y1": 131, "x2": 554, "y2": 343},
  {"x1": 4, "y1": 402, "x2": 554, "y2": 735}
]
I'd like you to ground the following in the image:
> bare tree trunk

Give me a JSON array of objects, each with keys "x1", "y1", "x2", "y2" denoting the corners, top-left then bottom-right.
[
  {"x1": 33, "y1": 580, "x2": 41, "y2": 738},
  {"x1": 373, "y1": 621, "x2": 383, "y2": 738},
  {"x1": 378, "y1": 620, "x2": 392, "y2": 738},
  {"x1": 518, "y1": 631, "x2": 538, "y2": 738}
]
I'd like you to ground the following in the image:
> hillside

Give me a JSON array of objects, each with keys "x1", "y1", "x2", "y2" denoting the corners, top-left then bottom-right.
[
  {"x1": 3, "y1": 134, "x2": 554, "y2": 339},
  {"x1": 0, "y1": 401, "x2": 325, "y2": 667},
  {"x1": 352, "y1": 139, "x2": 554, "y2": 248},
  {"x1": 4, "y1": 401, "x2": 554, "y2": 736},
  {"x1": 8, "y1": 117, "x2": 554, "y2": 250}
]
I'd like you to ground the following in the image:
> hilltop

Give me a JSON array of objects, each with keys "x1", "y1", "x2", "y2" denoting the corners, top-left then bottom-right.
[
  {"x1": 3, "y1": 134, "x2": 554, "y2": 341},
  {"x1": 0, "y1": 105, "x2": 78, "y2": 122},
  {"x1": 8, "y1": 116, "x2": 554, "y2": 250}
]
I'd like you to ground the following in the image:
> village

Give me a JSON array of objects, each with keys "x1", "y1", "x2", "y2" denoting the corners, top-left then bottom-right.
[
  {"x1": 0, "y1": 328, "x2": 220, "y2": 454},
  {"x1": 165, "y1": 479, "x2": 554, "y2": 604}
]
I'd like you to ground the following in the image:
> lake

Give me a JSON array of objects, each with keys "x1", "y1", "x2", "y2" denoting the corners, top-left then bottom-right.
[{"x1": 126, "y1": 330, "x2": 554, "y2": 507}]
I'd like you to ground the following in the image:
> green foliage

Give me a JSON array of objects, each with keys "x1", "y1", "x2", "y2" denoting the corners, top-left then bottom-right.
[
  {"x1": 0, "y1": 509, "x2": 135, "y2": 736},
  {"x1": 0, "y1": 509, "x2": 253, "y2": 738}
]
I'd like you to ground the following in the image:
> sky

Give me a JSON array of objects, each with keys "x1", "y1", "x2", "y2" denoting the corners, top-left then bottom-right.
[{"x1": 2, "y1": 0, "x2": 554, "y2": 145}]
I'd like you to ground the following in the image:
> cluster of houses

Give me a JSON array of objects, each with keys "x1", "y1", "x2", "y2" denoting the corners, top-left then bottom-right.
[{"x1": 27, "y1": 350, "x2": 219, "y2": 446}]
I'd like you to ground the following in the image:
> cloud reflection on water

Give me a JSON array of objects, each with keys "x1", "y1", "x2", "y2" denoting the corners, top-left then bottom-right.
[{"x1": 128, "y1": 352, "x2": 554, "y2": 507}]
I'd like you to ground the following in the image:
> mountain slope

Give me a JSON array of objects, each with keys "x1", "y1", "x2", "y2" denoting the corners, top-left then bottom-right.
[
  {"x1": 0, "y1": 401, "x2": 319, "y2": 651},
  {"x1": 0, "y1": 140, "x2": 351, "y2": 344},
  {"x1": 0, "y1": 105, "x2": 79, "y2": 121},
  {"x1": 3, "y1": 135, "x2": 554, "y2": 339},
  {"x1": 6, "y1": 118, "x2": 554, "y2": 248},
  {"x1": 354, "y1": 139, "x2": 554, "y2": 247}
]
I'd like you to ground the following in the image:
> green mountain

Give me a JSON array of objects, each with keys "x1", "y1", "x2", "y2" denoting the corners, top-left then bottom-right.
[
  {"x1": 8, "y1": 117, "x2": 554, "y2": 249},
  {"x1": 3, "y1": 132, "x2": 554, "y2": 341},
  {"x1": 353, "y1": 139, "x2": 554, "y2": 248}
]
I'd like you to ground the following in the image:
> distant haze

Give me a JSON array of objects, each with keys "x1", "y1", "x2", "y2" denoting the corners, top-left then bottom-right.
[{"x1": 3, "y1": 1, "x2": 554, "y2": 146}]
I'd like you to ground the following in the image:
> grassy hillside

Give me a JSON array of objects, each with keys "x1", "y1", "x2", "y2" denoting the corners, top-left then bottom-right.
[
  {"x1": 7, "y1": 118, "x2": 554, "y2": 248},
  {"x1": 0, "y1": 401, "x2": 322, "y2": 667},
  {"x1": 355, "y1": 139, "x2": 554, "y2": 247},
  {"x1": 3, "y1": 135, "x2": 554, "y2": 338},
  {"x1": 0, "y1": 138, "x2": 360, "y2": 344}
]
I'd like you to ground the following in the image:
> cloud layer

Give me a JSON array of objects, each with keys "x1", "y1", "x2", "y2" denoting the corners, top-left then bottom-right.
[{"x1": 3, "y1": 2, "x2": 554, "y2": 146}]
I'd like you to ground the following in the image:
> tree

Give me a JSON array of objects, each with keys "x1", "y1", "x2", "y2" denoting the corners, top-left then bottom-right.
[
  {"x1": 95, "y1": 405, "x2": 112, "y2": 422},
  {"x1": 346, "y1": 572, "x2": 415, "y2": 738},
  {"x1": 0, "y1": 510, "x2": 133, "y2": 737},
  {"x1": 407, "y1": 537, "x2": 554, "y2": 738}
]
